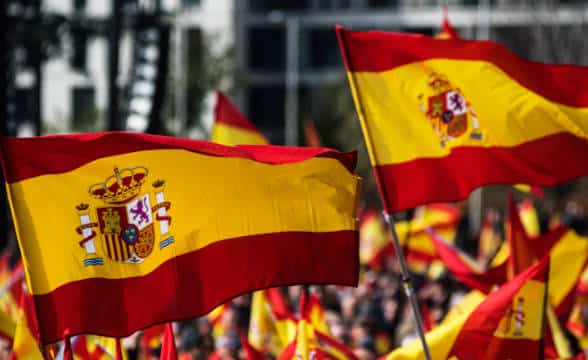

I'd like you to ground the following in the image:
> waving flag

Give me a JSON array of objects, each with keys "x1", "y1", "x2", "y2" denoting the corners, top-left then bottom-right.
[
  {"x1": 336, "y1": 26, "x2": 588, "y2": 212},
  {"x1": 278, "y1": 292, "x2": 358, "y2": 360},
  {"x1": 384, "y1": 257, "x2": 549, "y2": 360},
  {"x1": 428, "y1": 229, "x2": 507, "y2": 294},
  {"x1": 436, "y1": 7, "x2": 459, "y2": 39},
  {"x1": 248, "y1": 290, "x2": 293, "y2": 356},
  {"x1": 368, "y1": 204, "x2": 459, "y2": 272},
  {"x1": 1, "y1": 132, "x2": 359, "y2": 343},
  {"x1": 10, "y1": 291, "x2": 42, "y2": 360},
  {"x1": 212, "y1": 91, "x2": 269, "y2": 145}
]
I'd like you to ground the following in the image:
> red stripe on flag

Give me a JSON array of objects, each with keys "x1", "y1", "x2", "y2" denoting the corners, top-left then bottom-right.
[
  {"x1": 336, "y1": 26, "x2": 588, "y2": 107},
  {"x1": 0, "y1": 132, "x2": 357, "y2": 183},
  {"x1": 33, "y1": 230, "x2": 358, "y2": 344},
  {"x1": 374, "y1": 132, "x2": 588, "y2": 212}
]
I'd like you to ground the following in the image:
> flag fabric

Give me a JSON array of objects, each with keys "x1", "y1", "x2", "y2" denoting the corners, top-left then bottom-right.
[
  {"x1": 278, "y1": 292, "x2": 358, "y2": 360},
  {"x1": 9, "y1": 291, "x2": 42, "y2": 360},
  {"x1": 212, "y1": 91, "x2": 269, "y2": 145},
  {"x1": 359, "y1": 210, "x2": 387, "y2": 266},
  {"x1": 1, "y1": 132, "x2": 360, "y2": 343},
  {"x1": 477, "y1": 212, "x2": 503, "y2": 264},
  {"x1": 336, "y1": 26, "x2": 588, "y2": 213},
  {"x1": 432, "y1": 221, "x2": 582, "y2": 319},
  {"x1": 265, "y1": 288, "x2": 298, "y2": 347},
  {"x1": 72, "y1": 335, "x2": 118, "y2": 360},
  {"x1": 514, "y1": 184, "x2": 545, "y2": 198},
  {"x1": 248, "y1": 290, "x2": 290, "y2": 355},
  {"x1": 383, "y1": 256, "x2": 549, "y2": 360},
  {"x1": 436, "y1": 7, "x2": 459, "y2": 39},
  {"x1": 208, "y1": 304, "x2": 229, "y2": 339},
  {"x1": 307, "y1": 293, "x2": 329, "y2": 335},
  {"x1": 507, "y1": 196, "x2": 535, "y2": 277},
  {"x1": 140, "y1": 324, "x2": 165, "y2": 356},
  {"x1": 428, "y1": 228, "x2": 507, "y2": 294},
  {"x1": 567, "y1": 266, "x2": 588, "y2": 353},
  {"x1": 160, "y1": 323, "x2": 177, "y2": 360},
  {"x1": 518, "y1": 199, "x2": 541, "y2": 237},
  {"x1": 240, "y1": 331, "x2": 265, "y2": 360},
  {"x1": 0, "y1": 263, "x2": 25, "y2": 338}
]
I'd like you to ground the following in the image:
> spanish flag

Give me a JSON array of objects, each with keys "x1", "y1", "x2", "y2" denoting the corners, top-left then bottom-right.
[
  {"x1": 211, "y1": 91, "x2": 269, "y2": 145},
  {"x1": 368, "y1": 204, "x2": 459, "y2": 272},
  {"x1": 436, "y1": 7, "x2": 459, "y2": 40},
  {"x1": 383, "y1": 256, "x2": 549, "y2": 360},
  {"x1": 336, "y1": 26, "x2": 588, "y2": 212},
  {"x1": 10, "y1": 290, "x2": 43, "y2": 360},
  {"x1": 0, "y1": 132, "x2": 359, "y2": 343},
  {"x1": 278, "y1": 292, "x2": 358, "y2": 360},
  {"x1": 248, "y1": 290, "x2": 290, "y2": 355},
  {"x1": 428, "y1": 228, "x2": 507, "y2": 294}
]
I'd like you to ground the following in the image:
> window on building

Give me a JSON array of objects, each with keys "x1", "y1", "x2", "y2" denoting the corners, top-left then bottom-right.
[
  {"x1": 72, "y1": 86, "x2": 97, "y2": 131},
  {"x1": 247, "y1": 85, "x2": 286, "y2": 144},
  {"x1": 248, "y1": 0, "x2": 309, "y2": 12},
  {"x1": 248, "y1": 26, "x2": 285, "y2": 71},
  {"x1": 304, "y1": 28, "x2": 342, "y2": 69},
  {"x1": 367, "y1": 0, "x2": 399, "y2": 8}
]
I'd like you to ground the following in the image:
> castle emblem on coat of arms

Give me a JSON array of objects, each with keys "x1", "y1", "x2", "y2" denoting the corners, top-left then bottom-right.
[
  {"x1": 418, "y1": 72, "x2": 483, "y2": 147},
  {"x1": 75, "y1": 166, "x2": 173, "y2": 266}
]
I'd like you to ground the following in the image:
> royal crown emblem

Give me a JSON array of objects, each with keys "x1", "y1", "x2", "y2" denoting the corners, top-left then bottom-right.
[
  {"x1": 75, "y1": 166, "x2": 173, "y2": 266},
  {"x1": 418, "y1": 72, "x2": 483, "y2": 147}
]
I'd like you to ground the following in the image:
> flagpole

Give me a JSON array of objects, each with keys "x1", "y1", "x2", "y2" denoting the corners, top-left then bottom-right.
[{"x1": 383, "y1": 212, "x2": 432, "y2": 360}]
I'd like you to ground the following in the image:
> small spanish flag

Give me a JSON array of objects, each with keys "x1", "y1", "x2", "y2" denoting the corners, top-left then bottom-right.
[
  {"x1": 436, "y1": 7, "x2": 459, "y2": 39},
  {"x1": 336, "y1": 26, "x2": 588, "y2": 212},
  {"x1": 1, "y1": 132, "x2": 359, "y2": 343},
  {"x1": 248, "y1": 290, "x2": 291, "y2": 356},
  {"x1": 278, "y1": 291, "x2": 358, "y2": 360},
  {"x1": 211, "y1": 91, "x2": 269, "y2": 145}
]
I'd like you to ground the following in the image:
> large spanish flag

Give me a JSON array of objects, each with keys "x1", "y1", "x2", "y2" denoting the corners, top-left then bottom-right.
[
  {"x1": 0, "y1": 132, "x2": 360, "y2": 344},
  {"x1": 336, "y1": 26, "x2": 588, "y2": 212},
  {"x1": 211, "y1": 91, "x2": 269, "y2": 145}
]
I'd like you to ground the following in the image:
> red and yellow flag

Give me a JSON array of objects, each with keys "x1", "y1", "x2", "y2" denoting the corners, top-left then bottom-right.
[
  {"x1": 211, "y1": 91, "x2": 269, "y2": 145},
  {"x1": 383, "y1": 256, "x2": 549, "y2": 360},
  {"x1": 10, "y1": 290, "x2": 42, "y2": 360},
  {"x1": 1, "y1": 132, "x2": 360, "y2": 343},
  {"x1": 436, "y1": 7, "x2": 459, "y2": 39},
  {"x1": 336, "y1": 26, "x2": 588, "y2": 212},
  {"x1": 248, "y1": 290, "x2": 294, "y2": 356},
  {"x1": 160, "y1": 323, "x2": 177, "y2": 360},
  {"x1": 368, "y1": 204, "x2": 459, "y2": 272},
  {"x1": 278, "y1": 292, "x2": 357, "y2": 360}
]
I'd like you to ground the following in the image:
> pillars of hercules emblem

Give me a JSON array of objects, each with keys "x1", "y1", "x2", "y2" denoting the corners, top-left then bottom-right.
[
  {"x1": 76, "y1": 203, "x2": 103, "y2": 266},
  {"x1": 152, "y1": 180, "x2": 173, "y2": 249}
]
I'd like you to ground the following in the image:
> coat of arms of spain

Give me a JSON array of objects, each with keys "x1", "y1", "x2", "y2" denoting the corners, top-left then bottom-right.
[
  {"x1": 75, "y1": 166, "x2": 173, "y2": 266},
  {"x1": 418, "y1": 72, "x2": 483, "y2": 147}
]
